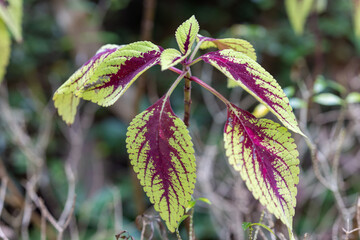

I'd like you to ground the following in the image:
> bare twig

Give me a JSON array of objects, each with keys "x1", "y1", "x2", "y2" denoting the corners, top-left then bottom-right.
[
  {"x1": 303, "y1": 137, "x2": 333, "y2": 190},
  {"x1": 112, "y1": 188, "x2": 123, "y2": 234},
  {"x1": 0, "y1": 227, "x2": 9, "y2": 240},
  {"x1": 58, "y1": 164, "x2": 76, "y2": 225},
  {"x1": 357, "y1": 198, "x2": 360, "y2": 236},
  {"x1": 26, "y1": 173, "x2": 76, "y2": 240},
  {"x1": 253, "y1": 210, "x2": 265, "y2": 240},
  {"x1": 21, "y1": 193, "x2": 32, "y2": 240},
  {"x1": 0, "y1": 176, "x2": 8, "y2": 216},
  {"x1": 41, "y1": 211, "x2": 46, "y2": 240},
  {"x1": 0, "y1": 176, "x2": 9, "y2": 240}
]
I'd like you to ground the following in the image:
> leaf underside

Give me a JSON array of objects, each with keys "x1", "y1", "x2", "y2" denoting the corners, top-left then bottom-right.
[
  {"x1": 224, "y1": 104, "x2": 299, "y2": 229},
  {"x1": 126, "y1": 96, "x2": 196, "y2": 232},
  {"x1": 201, "y1": 49, "x2": 304, "y2": 136},
  {"x1": 198, "y1": 36, "x2": 257, "y2": 61},
  {"x1": 53, "y1": 41, "x2": 162, "y2": 124},
  {"x1": 0, "y1": 19, "x2": 10, "y2": 82}
]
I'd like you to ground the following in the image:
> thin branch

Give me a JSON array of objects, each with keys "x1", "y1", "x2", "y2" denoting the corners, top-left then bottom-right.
[
  {"x1": 0, "y1": 176, "x2": 8, "y2": 217},
  {"x1": 342, "y1": 227, "x2": 360, "y2": 235},
  {"x1": 0, "y1": 227, "x2": 9, "y2": 240},
  {"x1": 0, "y1": 176, "x2": 9, "y2": 240},
  {"x1": 41, "y1": 211, "x2": 46, "y2": 240},
  {"x1": 253, "y1": 210, "x2": 265, "y2": 240},
  {"x1": 303, "y1": 136, "x2": 333, "y2": 190},
  {"x1": 26, "y1": 177, "x2": 62, "y2": 232},
  {"x1": 58, "y1": 164, "x2": 76, "y2": 225},
  {"x1": 21, "y1": 193, "x2": 32, "y2": 240},
  {"x1": 357, "y1": 198, "x2": 360, "y2": 236}
]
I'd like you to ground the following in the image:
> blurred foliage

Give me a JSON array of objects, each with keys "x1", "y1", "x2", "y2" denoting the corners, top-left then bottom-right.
[{"x1": 0, "y1": 0, "x2": 359, "y2": 239}]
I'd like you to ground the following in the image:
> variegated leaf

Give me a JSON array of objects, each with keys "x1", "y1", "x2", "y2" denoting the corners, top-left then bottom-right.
[
  {"x1": 285, "y1": 0, "x2": 314, "y2": 35},
  {"x1": 53, "y1": 41, "x2": 162, "y2": 125},
  {"x1": 0, "y1": 19, "x2": 10, "y2": 83},
  {"x1": 0, "y1": 0, "x2": 22, "y2": 42},
  {"x1": 224, "y1": 104, "x2": 299, "y2": 231},
  {"x1": 53, "y1": 44, "x2": 122, "y2": 124},
  {"x1": 198, "y1": 36, "x2": 257, "y2": 61},
  {"x1": 160, "y1": 48, "x2": 186, "y2": 71},
  {"x1": 77, "y1": 41, "x2": 162, "y2": 106},
  {"x1": 175, "y1": 15, "x2": 199, "y2": 56},
  {"x1": 201, "y1": 49, "x2": 304, "y2": 136},
  {"x1": 126, "y1": 96, "x2": 196, "y2": 232}
]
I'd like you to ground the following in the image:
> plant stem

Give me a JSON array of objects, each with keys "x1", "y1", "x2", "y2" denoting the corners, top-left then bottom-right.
[
  {"x1": 169, "y1": 67, "x2": 230, "y2": 107},
  {"x1": 189, "y1": 38, "x2": 205, "y2": 62},
  {"x1": 183, "y1": 69, "x2": 192, "y2": 127},
  {"x1": 176, "y1": 229, "x2": 182, "y2": 240},
  {"x1": 189, "y1": 208, "x2": 194, "y2": 240},
  {"x1": 189, "y1": 75, "x2": 230, "y2": 106},
  {"x1": 165, "y1": 69, "x2": 188, "y2": 99}
]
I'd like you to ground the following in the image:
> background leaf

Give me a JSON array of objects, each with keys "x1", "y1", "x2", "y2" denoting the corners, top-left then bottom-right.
[
  {"x1": 126, "y1": 96, "x2": 196, "y2": 232},
  {"x1": 285, "y1": 0, "x2": 314, "y2": 35},
  {"x1": 0, "y1": 0, "x2": 22, "y2": 42},
  {"x1": 346, "y1": 92, "x2": 360, "y2": 103},
  {"x1": 313, "y1": 93, "x2": 344, "y2": 106},
  {"x1": 0, "y1": 19, "x2": 10, "y2": 82},
  {"x1": 224, "y1": 104, "x2": 299, "y2": 231},
  {"x1": 175, "y1": 15, "x2": 199, "y2": 55},
  {"x1": 201, "y1": 49, "x2": 304, "y2": 136}
]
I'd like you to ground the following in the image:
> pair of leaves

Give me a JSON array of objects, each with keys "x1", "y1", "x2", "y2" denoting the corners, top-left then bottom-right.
[
  {"x1": 53, "y1": 41, "x2": 162, "y2": 124},
  {"x1": 160, "y1": 16, "x2": 199, "y2": 70}
]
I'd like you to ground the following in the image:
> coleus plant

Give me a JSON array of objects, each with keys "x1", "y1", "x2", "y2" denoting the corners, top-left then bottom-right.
[{"x1": 53, "y1": 16, "x2": 304, "y2": 238}]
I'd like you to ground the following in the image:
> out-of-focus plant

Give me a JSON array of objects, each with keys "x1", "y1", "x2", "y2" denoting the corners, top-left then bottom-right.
[
  {"x1": 53, "y1": 15, "x2": 306, "y2": 239},
  {"x1": 285, "y1": 0, "x2": 360, "y2": 38}
]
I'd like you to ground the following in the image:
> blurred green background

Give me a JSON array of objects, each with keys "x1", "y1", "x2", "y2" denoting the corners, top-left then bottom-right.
[{"x1": 1, "y1": 0, "x2": 360, "y2": 239}]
